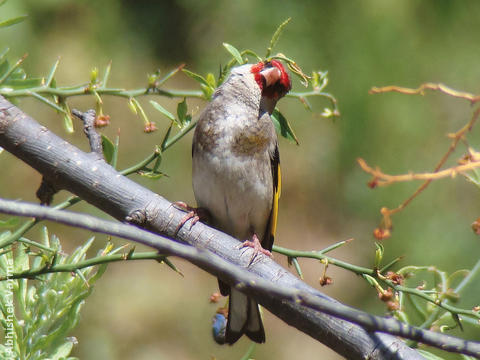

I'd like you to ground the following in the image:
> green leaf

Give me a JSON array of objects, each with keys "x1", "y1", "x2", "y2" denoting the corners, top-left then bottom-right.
[
  {"x1": 374, "y1": 242, "x2": 384, "y2": 269},
  {"x1": 182, "y1": 69, "x2": 210, "y2": 87},
  {"x1": 176, "y1": 98, "x2": 187, "y2": 125},
  {"x1": 4, "y1": 78, "x2": 43, "y2": 89},
  {"x1": 49, "y1": 340, "x2": 74, "y2": 360},
  {"x1": 0, "y1": 59, "x2": 8, "y2": 78},
  {"x1": 150, "y1": 100, "x2": 175, "y2": 122},
  {"x1": 265, "y1": 18, "x2": 291, "y2": 58},
  {"x1": 139, "y1": 170, "x2": 165, "y2": 180},
  {"x1": 60, "y1": 102, "x2": 74, "y2": 133},
  {"x1": 206, "y1": 72, "x2": 216, "y2": 88},
  {"x1": 0, "y1": 15, "x2": 28, "y2": 28},
  {"x1": 101, "y1": 134, "x2": 115, "y2": 165},
  {"x1": 223, "y1": 43, "x2": 244, "y2": 65},
  {"x1": 271, "y1": 109, "x2": 299, "y2": 145},
  {"x1": 9, "y1": 66, "x2": 26, "y2": 80},
  {"x1": 417, "y1": 350, "x2": 449, "y2": 360},
  {"x1": 46, "y1": 58, "x2": 60, "y2": 86},
  {"x1": 0, "y1": 217, "x2": 19, "y2": 228}
]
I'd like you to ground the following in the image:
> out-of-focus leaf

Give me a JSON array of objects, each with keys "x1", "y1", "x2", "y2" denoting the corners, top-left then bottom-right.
[
  {"x1": 265, "y1": 18, "x2": 291, "y2": 58},
  {"x1": 0, "y1": 15, "x2": 28, "y2": 28},
  {"x1": 0, "y1": 217, "x2": 19, "y2": 228},
  {"x1": 49, "y1": 339, "x2": 74, "y2": 360},
  {"x1": 9, "y1": 66, "x2": 26, "y2": 80},
  {"x1": 150, "y1": 100, "x2": 176, "y2": 122},
  {"x1": 61, "y1": 103, "x2": 74, "y2": 133},
  {"x1": 101, "y1": 134, "x2": 115, "y2": 165},
  {"x1": 139, "y1": 170, "x2": 165, "y2": 180},
  {"x1": 417, "y1": 350, "x2": 449, "y2": 360},
  {"x1": 206, "y1": 72, "x2": 216, "y2": 88},
  {"x1": 271, "y1": 109, "x2": 299, "y2": 145},
  {"x1": 177, "y1": 98, "x2": 187, "y2": 126},
  {"x1": 0, "y1": 59, "x2": 8, "y2": 78},
  {"x1": 182, "y1": 69, "x2": 210, "y2": 87},
  {"x1": 223, "y1": 43, "x2": 244, "y2": 65},
  {"x1": 4, "y1": 78, "x2": 43, "y2": 89}
]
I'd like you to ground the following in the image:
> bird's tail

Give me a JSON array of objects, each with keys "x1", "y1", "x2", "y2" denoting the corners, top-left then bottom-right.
[{"x1": 225, "y1": 288, "x2": 265, "y2": 344}]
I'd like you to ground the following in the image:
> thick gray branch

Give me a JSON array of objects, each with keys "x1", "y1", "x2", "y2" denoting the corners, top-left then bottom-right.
[
  {"x1": 3, "y1": 199, "x2": 480, "y2": 358},
  {"x1": 0, "y1": 95, "x2": 447, "y2": 359}
]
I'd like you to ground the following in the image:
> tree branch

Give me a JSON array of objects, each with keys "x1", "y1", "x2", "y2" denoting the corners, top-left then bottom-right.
[
  {"x1": 0, "y1": 95, "x2": 470, "y2": 358},
  {"x1": 3, "y1": 199, "x2": 480, "y2": 358}
]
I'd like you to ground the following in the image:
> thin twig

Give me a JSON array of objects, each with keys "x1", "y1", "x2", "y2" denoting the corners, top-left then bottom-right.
[{"x1": 72, "y1": 109, "x2": 104, "y2": 158}]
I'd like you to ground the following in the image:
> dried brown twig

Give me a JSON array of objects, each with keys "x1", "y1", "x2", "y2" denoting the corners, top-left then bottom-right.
[{"x1": 363, "y1": 83, "x2": 480, "y2": 239}]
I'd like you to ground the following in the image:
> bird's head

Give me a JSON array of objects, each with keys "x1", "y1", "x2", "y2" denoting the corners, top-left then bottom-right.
[{"x1": 250, "y1": 60, "x2": 291, "y2": 113}]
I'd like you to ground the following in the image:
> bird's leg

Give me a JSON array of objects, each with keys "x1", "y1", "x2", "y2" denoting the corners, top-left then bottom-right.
[
  {"x1": 239, "y1": 234, "x2": 272, "y2": 265},
  {"x1": 172, "y1": 201, "x2": 210, "y2": 235}
]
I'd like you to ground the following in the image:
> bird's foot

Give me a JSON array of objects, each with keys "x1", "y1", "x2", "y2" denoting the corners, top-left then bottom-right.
[
  {"x1": 239, "y1": 234, "x2": 272, "y2": 265},
  {"x1": 172, "y1": 201, "x2": 209, "y2": 235}
]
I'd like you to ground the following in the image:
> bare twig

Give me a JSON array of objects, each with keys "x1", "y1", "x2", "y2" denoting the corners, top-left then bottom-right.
[
  {"x1": 72, "y1": 109, "x2": 104, "y2": 158},
  {"x1": 370, "y1": 83, "x2": 480, "y2": 104},
  {"x1": 365, "y1": 84, "x2": 480, "y2": 238}
]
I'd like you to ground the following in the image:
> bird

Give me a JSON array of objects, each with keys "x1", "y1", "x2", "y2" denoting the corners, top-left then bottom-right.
[{"x1": 191, "y1": 59, "x2": 291, "y2": 344}]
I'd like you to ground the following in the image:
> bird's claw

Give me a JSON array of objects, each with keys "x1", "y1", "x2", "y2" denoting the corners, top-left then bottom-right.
[
  {"x1": 172, "y1": 201, "x2": 208, "y2": 235},
  {"x1": 239, "y1": 234, "x2": 272, "y2": 266}
]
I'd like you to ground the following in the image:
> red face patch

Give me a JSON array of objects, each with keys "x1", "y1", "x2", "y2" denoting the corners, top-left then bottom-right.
[
  {"x1": 250, "y1": 60, "x2": 291, "y2": 99},
  {"x1": 250, "y1": 62, "x2": 265, "y2": 89},
  {"x1": 269, "y1": 60, "x2": 292, "y2": 93}
]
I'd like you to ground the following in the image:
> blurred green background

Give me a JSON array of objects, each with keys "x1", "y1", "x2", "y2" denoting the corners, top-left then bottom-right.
[{"x1": 1, "y1": 1, "x2": 480, "y2": 359}]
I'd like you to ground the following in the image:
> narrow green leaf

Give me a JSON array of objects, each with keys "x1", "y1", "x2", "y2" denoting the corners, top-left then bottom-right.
[
  {"x1": 0, "y1": 217, "x2": 18, "y2": 228},
  {"x1": 182, "y1": 69, "x2": 210, "y2": 87},
  {"x1": 176, "y1": 98, "x2": 187, "y2": 126},
  {"x1": 265, "y1": 18, "x2": 291, "y2": 58},
  {"x1": 319, "y1": 238, "x2": 353, "y2": 254},
  {"x1": 4, "y1": 78, "x2": 43, "y2": 89},
  {"x1": 0, "y1": 47, "x2": 9, "y2": 62},
  {"x1": 49, "y1": 340, "x2": 74, "y2": 360},
  {"x1": 374, "y1": 242, "x2": 384, "y2": 269},
  {"x1": 9, "y1": 66, "x2": 26, "y2": 80},
  {"x1": 102, "y1": 60, "x2": 112, "y2": 87},
  {"x1": 379, "y1": 256, "x2": 403, "y2": 273},
  {"x1": 69, "y1": 237, "x2": 95, "y2": 263},
  {"x1": 150, "y1": 100, "x2": 176, "y2": 122},
  {"x1": 160, "y1": 122, "x2": 173, "y2": 151},
  {"x1": 157, "y1": 63, "x2": 185, "y2": 86},
  {"x1": 101, "y1": 134, "x2": 115, "y2": 165},
  {"x1": 206, "y1": 72, "x2": 216, "y2": 88},
  {"x1": 0, "y1": 59, "x2": 8, "y2": 78},
  {"x1": 139, "y1": 170, "x2": 165, "y2": 180},
  {"x1": 0, "y1": 15, "x2": 28, "y2": 28},
  {"x1": 271, "y1": 109, "x2": 299, "y2": 145},
  {"x1": 112, "y1": 135, "x2": 119, "y2": 169},
  {"x1": 162, "y1": 257, "x2": 183, "y2": 276},
  {"x1": 0, "y1": 54, "x2": 26, "y2": 84},
  {"x1": 200, "y1": 84, "x2": 215, "y2": 100},
  {"x1": 28, "y1": 91, "x2": 67, "y2": 115},
  {"x1": 46, "y1": 58, "x2": 60, "y2": 87},
  {"x1": 223, "y1": 43, "x2": 244, "y2": 65},
  {"x1": 62, "y1": 105, "x2": 74, "y2": 133}
]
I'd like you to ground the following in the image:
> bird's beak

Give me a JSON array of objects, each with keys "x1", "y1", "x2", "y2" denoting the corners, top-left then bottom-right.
[{"x1": 260, "y1": 67, "x2": 282, "y2": 87}]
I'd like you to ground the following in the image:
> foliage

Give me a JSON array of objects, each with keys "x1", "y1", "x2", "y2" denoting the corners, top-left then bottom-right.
[
  {"x1": 0, "y1": 227, "x2": 106, "y2": 359},
  {"x1": 0, "y1": 0, "x2": 479, "y2": 359}
]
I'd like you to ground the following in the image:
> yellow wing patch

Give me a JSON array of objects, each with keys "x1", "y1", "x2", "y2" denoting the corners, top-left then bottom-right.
[{"x1": 269, "y1": 164, "x2": 281, "y2": 240}]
